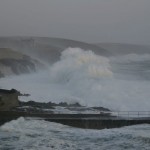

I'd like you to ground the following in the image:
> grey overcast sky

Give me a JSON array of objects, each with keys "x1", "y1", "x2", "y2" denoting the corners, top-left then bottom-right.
[{"x1": 0, "y1": 0, "x2": 150, "y2": 44}]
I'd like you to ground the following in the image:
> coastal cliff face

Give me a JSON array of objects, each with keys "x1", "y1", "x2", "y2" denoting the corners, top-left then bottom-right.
[
  {"x1": 0, "y1": 48, "x2": 45, "y2": 77},
  {"x1": 0, "y1": 58, "x2": 35, "y2": 75},
  {"x1": 0, "y1": 37, "x2": 109, "y2": 64},
  {"x1": 0, "y1": 89, "x2": 19, "y2": 111}
]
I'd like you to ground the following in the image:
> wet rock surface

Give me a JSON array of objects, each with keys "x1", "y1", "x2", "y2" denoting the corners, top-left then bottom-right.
[{"x1": 15, "y1": 101, "x2": 110, "y2": 114}]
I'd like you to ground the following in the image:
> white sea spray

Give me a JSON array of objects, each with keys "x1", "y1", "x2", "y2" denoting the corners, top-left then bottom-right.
[{"x1": 0, "y1": 48, "x2": 150, "y2": 111}]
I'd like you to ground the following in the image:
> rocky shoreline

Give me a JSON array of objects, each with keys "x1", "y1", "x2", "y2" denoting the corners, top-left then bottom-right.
[
  {"x1": 1, "y1": 89, "x2": 150, "y2": 130},
  {"x1": 16, "y1": 100, "x2": 110, "y2": 114}
]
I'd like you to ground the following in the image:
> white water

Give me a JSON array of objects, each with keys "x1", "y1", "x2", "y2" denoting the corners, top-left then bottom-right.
[
  {"x1": 0, "y1": 118, "x2": 150, "y2": 150},
  {"x1": 0, "y1": 48, "x2": 150, "y2": 111}
]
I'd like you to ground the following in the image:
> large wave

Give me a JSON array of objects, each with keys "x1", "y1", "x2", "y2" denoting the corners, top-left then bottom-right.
[
  {"x1": 0, "y1": 48, "x2": 150, "y2": 111},
  {"x1": 49, "y1": 48, "x2": 112, "y2": 82}
]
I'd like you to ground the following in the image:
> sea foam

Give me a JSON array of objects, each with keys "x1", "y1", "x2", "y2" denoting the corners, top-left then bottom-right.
[{"x1": 0, "y1": 48, "x2": 150, "y2": 111}]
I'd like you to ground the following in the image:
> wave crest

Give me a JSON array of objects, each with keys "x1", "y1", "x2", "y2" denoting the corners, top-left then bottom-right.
[{"x1": 50, "y1": 48, "x2": 112, "y2": 83}]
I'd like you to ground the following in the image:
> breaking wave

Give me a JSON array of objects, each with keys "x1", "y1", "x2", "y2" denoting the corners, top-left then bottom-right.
[
  {"x1": 0, "y1": 48, "x2": 150, "y2": 111},
  {"x1": 50, "y1": 48, "x2": 112, "y2": 83}
]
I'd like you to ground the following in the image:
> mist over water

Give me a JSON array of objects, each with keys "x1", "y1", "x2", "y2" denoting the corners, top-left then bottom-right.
[{"x1": 0, "y1": 48, "x2": 150, "y2": 111}]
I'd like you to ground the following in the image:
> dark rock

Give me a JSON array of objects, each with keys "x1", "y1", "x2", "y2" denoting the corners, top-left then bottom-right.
[
  {"x1": 69, "y1": 102, "x2": 82, "y2": 107},
  {"x1": 0, "y1": 89, "x2": 19, "y2": 111},
  {"x1": 58, "y1": 102, "x2": 82, "y2": 107},
  {"x1": 91, "y1": 107, "x2": 110, "y2": 112},
  {"x1": 17, "y1": 101, "x2": 84, "y2": 113},
  {"x1": 19, "y1": 101, "x2": 55, "y2": 109}
]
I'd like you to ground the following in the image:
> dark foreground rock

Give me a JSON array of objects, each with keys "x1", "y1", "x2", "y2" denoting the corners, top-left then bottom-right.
[{"x1": 0, "y1": 89, "x2": 19, "y2": 111}]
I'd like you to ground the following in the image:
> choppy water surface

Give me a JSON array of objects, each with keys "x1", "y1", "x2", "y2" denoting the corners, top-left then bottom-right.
[{"x1": 0, "y1": 118, "x2": 150, "y2": 150}]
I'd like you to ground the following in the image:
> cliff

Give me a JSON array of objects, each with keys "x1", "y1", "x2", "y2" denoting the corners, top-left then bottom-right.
[
  {"x1": 0, "y1": 37, "x2": 110, "y2": 64},
  {"x1": 0, "y1": 48, "x2": 45, "y2": 77}
]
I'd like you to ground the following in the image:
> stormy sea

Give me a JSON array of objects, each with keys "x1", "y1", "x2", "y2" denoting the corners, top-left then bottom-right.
[{"x1": 1, "y1": 41, "x2": 150, "y2": 149}]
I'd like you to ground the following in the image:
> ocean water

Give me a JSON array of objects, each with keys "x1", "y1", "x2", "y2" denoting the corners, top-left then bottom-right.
[
  {"x1": 0, "y1": 117, "x2": 150, "y2": 150},
  {"x1": 0, "y1": 48, "x2": 150, "y2": 111},
  {"x1": 0, "y1": 47, "x2": 150, "y2": 149}
]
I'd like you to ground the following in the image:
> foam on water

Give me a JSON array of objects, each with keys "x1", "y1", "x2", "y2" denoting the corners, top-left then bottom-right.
[
  {"x1": 0, "y1": 118, "x2": 150, "y2": 150},
  {"x1": 0, "y1": 48, "x2": 150, "y2": 111}
]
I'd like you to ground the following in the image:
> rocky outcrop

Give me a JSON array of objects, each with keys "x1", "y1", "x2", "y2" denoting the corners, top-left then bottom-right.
[
  {"x1": 15, "y1": 100, "x2": 110, "y2": 114},
  {"x1": 0, "y1": 89, "x2": 19, "y2": 111}
]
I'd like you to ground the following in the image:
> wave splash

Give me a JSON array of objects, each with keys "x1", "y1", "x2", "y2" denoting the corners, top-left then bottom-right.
[
  {"x1": 1, "y1": 48, "x2": 150, "y2": 111},
  {"x1": 47, "y1": 48, "x2": 113, "y2": 106},
  {"x1": 48, "y1": 48, "x2": 150, "y2": 110},
  {"x1": 50, "y1": 48, "x2": 112, "y2": 83}
]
